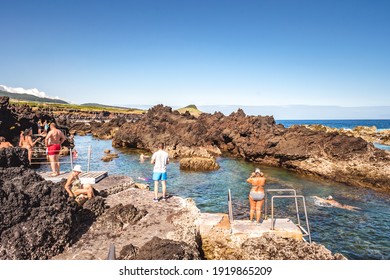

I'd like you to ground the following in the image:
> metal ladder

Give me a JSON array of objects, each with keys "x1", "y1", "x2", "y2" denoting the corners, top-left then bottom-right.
[{"x1": 264, "y1": 189, "x2": 312, "y2": 243}]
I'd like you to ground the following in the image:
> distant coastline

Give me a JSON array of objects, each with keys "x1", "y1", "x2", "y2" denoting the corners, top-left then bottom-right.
[
  {"x1": 276, "y1": 119, "x2": 390, "y2": 130},
  {"x1": 123, "y1": 104, "x2": 390, "y2": 120}
]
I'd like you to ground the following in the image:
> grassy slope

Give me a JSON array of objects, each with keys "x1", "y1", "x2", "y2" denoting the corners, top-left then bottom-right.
[
  {"x1": 176, "y1": 104, "x2": 202, "y2": 117},
  {"x1": 0, "y1": 90, "x2": 68, "y2": 104},
  {"x1": 9, "y1": 99, "x2": 145, "y2": 114}
]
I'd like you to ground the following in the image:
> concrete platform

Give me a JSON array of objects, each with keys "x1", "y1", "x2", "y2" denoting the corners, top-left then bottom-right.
[
  {"x1": 39, "y1": 171, "x2": 108, "y2": 184},
  {"x1": 198, "y1": 213, "x2": 303, "y2": 241},
  {"x1": 232, "y1": 219, "x2": 302, "y2": 240}
]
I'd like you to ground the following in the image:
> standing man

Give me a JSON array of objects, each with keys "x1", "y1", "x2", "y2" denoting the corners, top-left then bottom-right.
[
  {"x1": 151, "y1": 142, "x2": 169, "y2": 202},
  {"x1": 45, "y1": 123, "x2": 66, "y2": 176}
]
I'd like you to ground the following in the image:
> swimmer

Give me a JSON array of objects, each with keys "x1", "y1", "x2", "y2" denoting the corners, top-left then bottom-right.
[
  {"x1": 313, "y1": 195, "x2": 361, "y2": 211},
  {"x1": 140, "y1": 153, "x2": 151, "y2": 161},
  {"x1": 137, "y1": 176, "x2": 150, "y2": 181}
]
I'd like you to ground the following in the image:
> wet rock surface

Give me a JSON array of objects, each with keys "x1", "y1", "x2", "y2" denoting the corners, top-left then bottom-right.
[
  {"x1": 113, "y1": 105, "x2": 390, "y2": 192},
  {"x1": 180, "y1": 157, "x2": 220, "y2": 171},
  {"x1": 0, "y1": 167, "x2": 95, "y2": 260}
]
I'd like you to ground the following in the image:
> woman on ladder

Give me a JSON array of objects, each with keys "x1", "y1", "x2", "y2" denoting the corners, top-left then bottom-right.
[{"x1": 247, "y1": 168, "x2": 266, "y2": 224}]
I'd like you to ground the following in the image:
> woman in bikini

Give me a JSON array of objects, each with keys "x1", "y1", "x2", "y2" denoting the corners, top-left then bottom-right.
[
  {"x1": 247, "y1": 168, "x2": 266, "y2": 223},
  {"x1": 64, "y1": 165, "x2": 94, "y2": 205},
  {"x1": 19, "y1": 128, "x2": 39, "y2": 163}
]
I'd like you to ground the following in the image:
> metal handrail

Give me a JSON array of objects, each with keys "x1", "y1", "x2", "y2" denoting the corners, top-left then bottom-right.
[
  {"x1": 228, "y1": 189, "x2": 234, "y2": 223},
  {"x1": 29, "y1": 145, "x2": 92, "y2": 169},
  {"x1": 271, "y1": 195, "x2": 311, "y2": 243},
  {"x1": 264, "y1": 189, "x2": 300, "y2": 226},
  {"x1": 107, "y1": 244, "x2": 116, "y2": 260}
]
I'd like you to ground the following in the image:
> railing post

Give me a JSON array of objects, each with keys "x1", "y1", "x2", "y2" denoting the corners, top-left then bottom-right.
[
  {"x1": 293, "y1": 190, "x2": 301, "y2": 226},
  {"x1": 270, "y1": 195, "x2": 311, "y2": 243},
  {"x1": 302, "y1": 197, "x2": 312, "y2": 243},
  {"x1": 87, "y1": 145, "x2": 91, "y2": 173},
  {"x1": 271, "y1": 196, "x2": 275, "y2": 230},
  {"x1": 228, "y1": 189, "x2": 234, "y2": 223},
  {"x1": 107, "y1": 244, "x2": 116, "y2": 260},
  {"x1": 70, "y1": 148, "x2": 73, "y2": 170},
  {"x1": 264, "y1": 191, "x2": 268, "y2": 220}
]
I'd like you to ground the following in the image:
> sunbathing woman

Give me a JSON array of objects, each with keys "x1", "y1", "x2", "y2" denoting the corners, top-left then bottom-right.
[{"x1": 247, "y1": 168, "x2": 266, "y2": 223}]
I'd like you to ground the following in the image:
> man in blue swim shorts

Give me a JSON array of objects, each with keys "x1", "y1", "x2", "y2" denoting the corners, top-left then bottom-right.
[{"x1": 151, "y1": 142, "x2": 169, "y2": 202}]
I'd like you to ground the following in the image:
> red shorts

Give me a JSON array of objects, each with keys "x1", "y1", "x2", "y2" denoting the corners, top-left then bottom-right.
[{"x1": 48, "y1": 144, "x2": 61, "y2": 156}]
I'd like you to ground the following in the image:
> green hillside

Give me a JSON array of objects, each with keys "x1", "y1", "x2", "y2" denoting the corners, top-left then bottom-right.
[
  {"x1": 177, "y1": 104, "x2": 202, "y2": 117},
  {"x1": 0, "y1": 90, "x2": 68, "y2": 104},
  {"x1": 81, "y1": 103, "x2": 137, "y2": 110}
]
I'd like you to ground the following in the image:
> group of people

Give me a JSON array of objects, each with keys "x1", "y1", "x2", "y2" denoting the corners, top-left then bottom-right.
[
  {"x1": 63, "y1": 142, "x2": 169, "y2": 205},
  {"x1": 6, "y1": 130, "x2": 362, "y2": 215},
  {"x1": 18, "y1": 122, "x2": 66, "y2": 176},
  {"x1": 145, "y1": 144, "x2": 360, "y2": 221},
  {"x1": 37, "y1": 119, "x2": 50, "y2": 135}
]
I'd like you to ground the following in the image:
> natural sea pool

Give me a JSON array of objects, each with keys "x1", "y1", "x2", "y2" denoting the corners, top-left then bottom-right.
[{"x1": 38, "y1": 135, "x2": 390, "y2": 260}]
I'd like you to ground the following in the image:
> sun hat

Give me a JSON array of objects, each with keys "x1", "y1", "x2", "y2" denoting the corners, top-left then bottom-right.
[
  {"x1": 255, "y1": 168, "x2": 261, "y2": 173},
  {"x1": 73, "y1": 165, "x2": 82, "y2": 172}
]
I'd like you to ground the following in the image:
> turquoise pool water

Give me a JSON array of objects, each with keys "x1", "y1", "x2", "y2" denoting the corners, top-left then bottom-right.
[{"x1": 38, "y1": 135, "x2": 390, "y2": 260}]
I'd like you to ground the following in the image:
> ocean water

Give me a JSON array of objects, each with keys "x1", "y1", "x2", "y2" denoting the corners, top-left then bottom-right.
[
  {"x1": 38, "y1": 135, "x2": 390, "y2": 260},
  {"x1": 277, "y1": 119, "x2": 390, "y2": 130}
]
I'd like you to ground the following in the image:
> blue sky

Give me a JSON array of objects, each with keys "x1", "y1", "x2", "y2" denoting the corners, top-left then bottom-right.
[{"x1": 1, "y1": 0, "x2": 389, "y2": 108}]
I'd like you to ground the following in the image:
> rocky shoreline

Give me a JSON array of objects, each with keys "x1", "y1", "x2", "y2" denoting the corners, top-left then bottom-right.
[
  {"x1": 109, "y1": 105, "x2": 389, "y2": 193},
  {"x1": 0, "y1": 99, "x2": 387, "y2": 259},
  {"x1": 38, "y1": 103, "x2": 390, "y2": 192},
  {"x1": 303, "y1": 124, "x2": 390, "y2": 146},
  {"x1": 0, "y1": 167, "x2": 344, "y2": 260}
]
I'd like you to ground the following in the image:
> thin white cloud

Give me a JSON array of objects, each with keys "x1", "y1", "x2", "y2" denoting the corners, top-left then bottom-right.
[{"x1": 0, "y1": 85, "x2": 60, "y2": 100}]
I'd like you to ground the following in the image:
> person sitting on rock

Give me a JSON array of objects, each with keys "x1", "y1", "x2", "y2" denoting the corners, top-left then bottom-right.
[
  {"x1": 247, "y1": 168, "x2": 266, "y2": 223},
  {"x1": 312, "y1": 195, "x2": 361, "y2": 211},
  {"x1": 0, "y1": 136, "x2": 13, "y2": 148},
  {"x1": 64, "y1": 165, "x2": 94, "y2": 205},
  {"x1": 19, "y1": 128, "x2": 40, "y2": 163}
]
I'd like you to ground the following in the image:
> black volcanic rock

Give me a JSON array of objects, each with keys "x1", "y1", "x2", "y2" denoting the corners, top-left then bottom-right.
[
  {"x1": 0, "y1": 96, "x2": 56, "y2": 145},
  {"x1": 0, "y1": 167, "x2": 97, "y2": 260},
  {"x1": 113, "y1": 105, "x2": 390, "y2": 192},
  {"x1": 0, "y1": 147, "x2": 29, "y2": 167},
  {"x1": 128, "y1": 236, "x2": 201, "y2": 260}
]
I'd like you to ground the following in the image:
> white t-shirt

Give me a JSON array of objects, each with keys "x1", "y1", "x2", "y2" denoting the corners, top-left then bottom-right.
[{"x1": 152, "y1": 150, "x2": 169, "y2": 172}]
